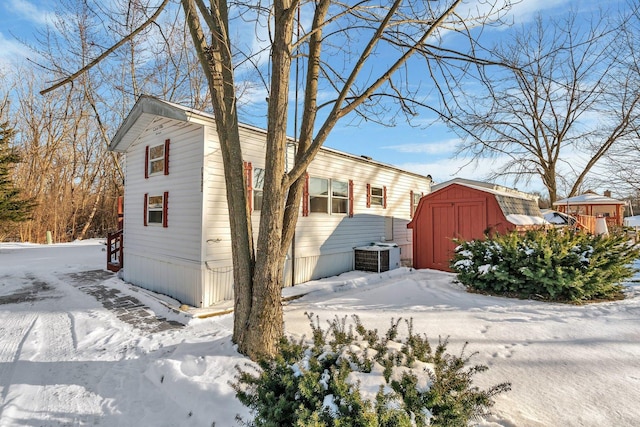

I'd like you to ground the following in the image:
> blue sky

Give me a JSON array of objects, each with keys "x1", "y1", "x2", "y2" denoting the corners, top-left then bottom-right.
[{"x1": 0, "y1": 0, "x2": 628, "y2": 195}]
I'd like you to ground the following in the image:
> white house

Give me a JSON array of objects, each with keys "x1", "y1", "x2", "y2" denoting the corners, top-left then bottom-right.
[{"x1": 108, "y1": 95, "x2": 432, "y2": 307}]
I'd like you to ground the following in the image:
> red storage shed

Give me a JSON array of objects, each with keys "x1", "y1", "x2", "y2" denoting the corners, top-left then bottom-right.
[{"x1": 407, "y1": 179, "x2": 545, "y2": 271}]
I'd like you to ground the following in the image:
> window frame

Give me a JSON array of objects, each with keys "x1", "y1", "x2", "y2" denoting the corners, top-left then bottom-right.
[
  {"x1": 306, "y1": 177, "x2": 350, "y2": 216},
  {"x1": 370, "y1": 185, "x2": 384, "y2": 207},
  {"x1": 411, "y1": 191, "x2": 421, "y2": 217},
  {"x1": 253, "y1": 167, "x2": 265, "y2": 211},
  {"x1": 144, "y1": 192, "x2": 168, "y2": 227},
  {"x1": 148, "y1": 143, "x2": 165, "y2": 176},
  {"x1": 309, "y1": 177, "x2": 330, "y2": 214},
  {"x1": 331, "y1": 179, "x2": 349, "y2": 214},
  {"x1": 144, "y1": 139, "x2": 171, "y2": 179}
]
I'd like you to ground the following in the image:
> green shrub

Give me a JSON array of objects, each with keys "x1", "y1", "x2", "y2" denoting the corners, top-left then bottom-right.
[
  {"x1": 451, "y1": 228, "x2": 640, "y2": 302},
  {"x1": 233, "y1": 314, "x2": 510, "y2": 427}
]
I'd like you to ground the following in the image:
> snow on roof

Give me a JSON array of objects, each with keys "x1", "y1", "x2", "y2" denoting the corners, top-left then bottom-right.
[
  {"x1": 553, "y1": 192, "x2": 627, "y2": 206},
  {"x1": 431, "y1": 178, "x2": 537, "y2": 201},
  {"x1": 505, "y1": 214, "x2": 548, "y2": 226},
  {"x1": 540, "y1": 209, "x2": 574, "y2": 225},
  {"x1": 432, "y1": 178, "x2": 544, "y2": 224}
]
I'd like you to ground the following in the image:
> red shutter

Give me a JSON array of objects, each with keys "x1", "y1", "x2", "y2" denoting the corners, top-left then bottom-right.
[
  {"x1": 144, "y1": 146, "x2": 149, "y2": 179},
  {"x1": 143, "y1": 193, "x2": 148, "y2": 226},
  {"x1": 164, "y1": 139, "x2": 170, "y2": 175},
  {"x1": 383, "y1": 186, "x2": 387, "y2": 209},
  {"x1": 302, "y1": 173, "x2": 309, "y2": 217},
  {"x1": 348, "y1": 179, "x2": 354, "y2": 218},
  {"x1": 244, "y1": 161, "x2": 253, "y2": 213},
  {"x1": 162, "y1": 191, "x2": 169, "y2": 228},
  {"x1": 410, "y1": 190, "x2": 414, "y2": 218},
  {"x1": 366, "y1": 183, "x2": 371, "y2": 208}
]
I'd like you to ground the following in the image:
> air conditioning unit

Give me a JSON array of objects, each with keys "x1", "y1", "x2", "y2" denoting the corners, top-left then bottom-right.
[{"x1": 354, "y1": 242, "x2": 400, "y2": 273}]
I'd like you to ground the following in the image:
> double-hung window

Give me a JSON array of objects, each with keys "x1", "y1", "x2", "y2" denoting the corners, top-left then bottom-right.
[
  {"x1": 145, "y1": 139, "x2": 170, "y2": 178},
  {"x1": 144, "y1": 192, "x2": 168, "y2": 227},
  {"x1": 331, "y1": 180, "x2": 349, "y2": 214},
  {"x1": 308, "y1": 178, "x2": 350, "y2": 215},
  {"x1": 147, "y1": 195, "x2": 164, "y2": 224},
  {"x1": 309, "y1": 177, "x2": 329, "y2": 213},
  {"x1": 149, "y1": 144, "x2": 165, "y2": 174},
  {"x1": 254, "y1": 167, "x2": 265, "y2": 211},
  {"x1": 370, "y1": 186, "x2": 384, "y2": 206},
  {"x1": 366, "y1": 184, "x2": 387, "y2": 209},
  {"x1": 411, "y1": 191, "x2": 421, "y2": 216}
]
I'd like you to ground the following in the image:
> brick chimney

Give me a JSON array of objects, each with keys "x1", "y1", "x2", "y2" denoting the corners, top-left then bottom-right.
[{"x1": 604, "y1": 190, "x2": 612, "y2": 198}]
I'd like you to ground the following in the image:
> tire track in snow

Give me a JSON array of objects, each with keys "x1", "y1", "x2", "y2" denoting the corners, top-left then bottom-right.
[
  {"x1": 0, "y1": 313, "x2": 38, "y2": 419},
  {"x1": 2, "y1": 312, "x2": 87, "y2": 424}
]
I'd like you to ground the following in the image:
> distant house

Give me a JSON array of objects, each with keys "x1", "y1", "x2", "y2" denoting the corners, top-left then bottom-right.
[
  {"x1": 553, "y1": 191, "x2": 627, "y2": 228},
  {"x1": 407, "y1": 178, "x2": 545, "y2": 271},
  {"x1": 107, "y1": 95, "x2": 432, "y2": 307}
]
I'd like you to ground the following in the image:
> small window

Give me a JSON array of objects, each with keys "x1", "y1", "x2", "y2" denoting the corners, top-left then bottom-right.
[
  {"x1": 309, "y1": 177, "x2": 329, "y2": 213},
  {"x1": 412, "y1": 191, "x2": 421, "y2": 216},
  {"x1": 149, "y1": 144, "x2": 165, "y2": 175},
  {"x1": 370, "y1": 186, "x2": 384, "y2": 207},
  {"x1": 148, "y1": 195, "x2": 164, "y2": 224},
  {"x1": 331, "y1": 180, "x2": 349, "y2": 214},
  {"x1": 254, "y1": 168, "x2": 265, "y2": 211}
]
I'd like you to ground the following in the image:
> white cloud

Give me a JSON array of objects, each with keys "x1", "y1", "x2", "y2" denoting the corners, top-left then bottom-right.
[
  {"x1": 5, "y1": 0, "x2": 55, "y2": 26},
  {"x1": 0, "y1": 31, "x2": 29, "y2": 71},
  {"x1": 397, "y1": 154, "x2": 546, "y2": 194},
  {"x1": 382, "y1": 138, "x2": 460, "y2": 155}
]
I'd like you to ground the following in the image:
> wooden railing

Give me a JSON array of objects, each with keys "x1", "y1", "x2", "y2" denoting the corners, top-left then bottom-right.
[
  {"x1": 575, "y1": 214, "x2": 596, "y2": 234},
  {"x1": 107, "y1": 229, "x2": 123, "y2": 272}
]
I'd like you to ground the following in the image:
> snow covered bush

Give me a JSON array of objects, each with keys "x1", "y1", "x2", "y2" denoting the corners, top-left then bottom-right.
[
  {"x1": 233, "y1": 314, "x2": 510, "y2": 427},
  {"x1": 451, "y1": 228, "x2": 640, "y2": 302}
]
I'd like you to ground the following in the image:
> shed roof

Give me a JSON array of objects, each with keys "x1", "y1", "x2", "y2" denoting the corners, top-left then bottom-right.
[
  {"x1": 552, "y1": 193, "x2": 626, "y2": 206},
  {"x1": 432, "y1": 178, "x2": 544, "y2": 225},
  {"x1": 432, "y1": 178, "x2": 537, "y2": 201}
]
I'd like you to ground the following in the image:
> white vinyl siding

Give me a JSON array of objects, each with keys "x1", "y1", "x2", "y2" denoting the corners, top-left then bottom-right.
[
  {"x1": 121, "y1": 117, "x2": 205, "y2": 306},
  {"x1": 116, "y1": 98, "x2": 431, "y2": 306}
]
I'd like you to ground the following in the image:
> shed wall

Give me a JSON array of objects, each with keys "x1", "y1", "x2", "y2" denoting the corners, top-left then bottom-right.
[{"x1": 411, "y1": 184, "x2": 512, "y2": 271}]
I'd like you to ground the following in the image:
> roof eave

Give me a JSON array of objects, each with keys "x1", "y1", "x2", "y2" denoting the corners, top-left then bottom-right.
[{"x1": 109, "y1": 95, "x2": 190, "y2": 152}]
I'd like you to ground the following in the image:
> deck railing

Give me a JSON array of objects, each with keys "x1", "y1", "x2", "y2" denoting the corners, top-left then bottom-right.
[
  {"x1": 107, "y1": 229, "x2": 123, "y2": 272},
  {"x1": 575, "y1": 214, "x2": 596, "y2": 234}
]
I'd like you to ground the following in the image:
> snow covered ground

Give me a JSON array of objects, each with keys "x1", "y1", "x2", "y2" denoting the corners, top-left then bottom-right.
[{"x1": 0, "y1": 240, "x2": 639, "y2": 426}]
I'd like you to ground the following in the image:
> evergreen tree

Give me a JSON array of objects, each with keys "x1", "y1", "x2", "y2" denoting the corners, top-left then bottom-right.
[{"x1": 0, "y1": 121, "x2": 34, "y2": 226}]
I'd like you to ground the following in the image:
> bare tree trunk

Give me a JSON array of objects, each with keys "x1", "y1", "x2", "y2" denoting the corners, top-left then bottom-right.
[{"x1": 181, "y1": 0, "x2": 254, "y2": 349}]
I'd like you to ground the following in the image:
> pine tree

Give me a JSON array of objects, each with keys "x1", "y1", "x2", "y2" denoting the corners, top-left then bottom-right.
[{"x1": 0, "y1": 121, "x2": 34, "y2": 226}]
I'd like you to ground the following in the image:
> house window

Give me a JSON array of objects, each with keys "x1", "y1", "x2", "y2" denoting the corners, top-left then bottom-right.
[
  {"x1": 331, "y1": 180, "x2": 349, "y2": 214},
  {"x1": 148, "y1": 143, "x2": 165, "y2": 175},
  {"x1": 309, "y1": 177, "x2": 329, "y2": 213},
  {"x1": 254, "y1": 167, "x2": 264, "y2": 211},
  {"x1": 145, "y1": 139, "x2": 170, "y2": 178},
  {"x1": 370, "y1": 186, "x2": 384, "y2": 207},
  {"x1": 144, "y1": 192, "x2": 168, "y2": 227},
  {"x1": 304, "y1": 177, "x2": 352, "y2": 216},
  {"x1": 412, "y1": 191, "x2": 421, "y2": 216}
]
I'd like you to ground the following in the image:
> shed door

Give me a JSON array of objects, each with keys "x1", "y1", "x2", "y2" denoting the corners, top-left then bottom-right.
[
  {"x1": 456, "y1": 202, "x2": 486, "y2": 241},
  {"x1": 430, "y1": 204, "x2": 455, "y2": 269},
  {"x1": 429, "y1": 201, "x2": 486, "y2": 270}
]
